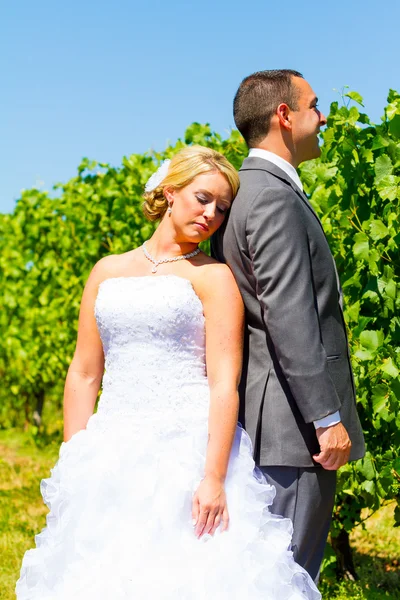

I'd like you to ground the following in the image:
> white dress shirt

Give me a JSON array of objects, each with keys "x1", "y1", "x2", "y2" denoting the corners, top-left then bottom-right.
[
  {"x1": 248, "y1": 148, "x2": 341, "y2": 430},
  {"x1": 248, "y1": 148, "x2": 304, "y2": 192}
]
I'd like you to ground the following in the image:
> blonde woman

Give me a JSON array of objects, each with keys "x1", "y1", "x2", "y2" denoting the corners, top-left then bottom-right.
[{"x1": 16, "y1": 146, "x2": 320, "y2": 599}]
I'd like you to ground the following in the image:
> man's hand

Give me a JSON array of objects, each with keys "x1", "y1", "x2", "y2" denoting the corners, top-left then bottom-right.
[{"x1": 313, "y1": 422, "x2": 351, "y2": 470}]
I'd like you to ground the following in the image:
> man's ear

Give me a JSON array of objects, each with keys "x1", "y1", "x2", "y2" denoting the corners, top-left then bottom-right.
[{"x1": 276, "y1": 103, "x2": 292, "y2": 131}]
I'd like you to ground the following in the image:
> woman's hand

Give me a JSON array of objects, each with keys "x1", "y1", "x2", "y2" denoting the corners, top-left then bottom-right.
[{"x1": 192, "y1": 474, "x2": 229, "y2": 538}]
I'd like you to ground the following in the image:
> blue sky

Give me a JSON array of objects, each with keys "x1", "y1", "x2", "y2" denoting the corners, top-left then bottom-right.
[{"x1": 1, "y1": 0, "x2": 399, "y2": 213}]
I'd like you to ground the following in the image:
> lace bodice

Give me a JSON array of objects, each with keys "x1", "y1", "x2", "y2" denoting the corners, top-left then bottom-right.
[{"x1": 93, "y1": 275, "x2": 209, "y2": 428}]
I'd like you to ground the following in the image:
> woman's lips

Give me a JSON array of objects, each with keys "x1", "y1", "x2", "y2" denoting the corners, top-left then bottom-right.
[{"x1": 195, "y1": 223, "x2": 209, "y2": 232}]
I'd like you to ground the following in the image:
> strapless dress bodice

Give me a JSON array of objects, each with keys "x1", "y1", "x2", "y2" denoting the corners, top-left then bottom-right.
[{"x1": 93, "y1": 276, "x2": 209, "y2": 428}]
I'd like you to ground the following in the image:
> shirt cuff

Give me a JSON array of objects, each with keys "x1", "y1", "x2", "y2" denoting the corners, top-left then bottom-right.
[{"x1": 313, "y1": 411, "x2": 341, "y2": 429}]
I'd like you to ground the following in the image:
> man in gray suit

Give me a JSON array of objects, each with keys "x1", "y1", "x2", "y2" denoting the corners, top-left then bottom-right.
[{"x1": 212, "y1": 70, "x2": 365, "y2": 580}]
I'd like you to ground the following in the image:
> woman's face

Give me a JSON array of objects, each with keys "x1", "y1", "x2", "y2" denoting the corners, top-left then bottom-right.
[{"x1": 165, "y1": 171, "x2": 233, "y2": 243}]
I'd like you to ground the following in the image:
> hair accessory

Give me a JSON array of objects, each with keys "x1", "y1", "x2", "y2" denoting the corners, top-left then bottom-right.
[{"x1": 144, "y1": 159, "x2": 171, "y2": 193}]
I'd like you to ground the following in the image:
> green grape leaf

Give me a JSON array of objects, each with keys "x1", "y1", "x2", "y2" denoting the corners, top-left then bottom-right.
[
  {"x1": 360, "y1": 453, "x2": 376, "y2": 481},
  {"x1": 371, "y1": 384, "x2": 388, "y2": 415},
  {"x1": 369, "y1": 219, "x2": 389, "y2": 241},
  {"x1": 374, "y1": 155, "x2": 393, "y2": 183},
  {"x1": 381, "y1": 357, "x2": 400, "y2": 378},
  {"x1": 355, "y1": 330, "x2": 385, "y2": 361},
  {"x1": 389, "y1": 114, "x2": 400, "y2": 138},
  {"x1": 345, "y1": 91, "x2": 364, "y2": 106},
  {"x1": 353, "y1": 232, "x2": 369, "y2": 260}
]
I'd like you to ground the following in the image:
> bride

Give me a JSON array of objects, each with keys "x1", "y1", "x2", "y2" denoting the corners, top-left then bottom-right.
[{"x1": 16, "y1": 145, "x2": 321, "y2": 599}]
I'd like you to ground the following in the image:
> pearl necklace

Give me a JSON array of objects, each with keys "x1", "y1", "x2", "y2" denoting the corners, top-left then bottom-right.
[{"x1": 142, "y1": 242, "x2": 201, "y2": 273}]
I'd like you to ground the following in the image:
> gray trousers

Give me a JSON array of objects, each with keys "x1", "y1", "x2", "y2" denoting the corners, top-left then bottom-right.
[{"x1": 260, "y1": 466, "x2": 337, "y2": 582}]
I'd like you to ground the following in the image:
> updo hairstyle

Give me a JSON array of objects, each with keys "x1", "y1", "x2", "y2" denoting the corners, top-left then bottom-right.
[{"x1": 142, "y1": 145, "x2": 240, "y2": 222}]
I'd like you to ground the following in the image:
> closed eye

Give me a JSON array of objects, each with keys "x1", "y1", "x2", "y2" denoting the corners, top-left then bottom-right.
[{"x1": 196, "y1": 194, "x2": 229, "y2": 215}]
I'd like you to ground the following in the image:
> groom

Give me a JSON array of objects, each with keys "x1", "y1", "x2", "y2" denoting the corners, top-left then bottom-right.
[{"x1": 212, "y1": 70, "x2": 365, "y2": 580}]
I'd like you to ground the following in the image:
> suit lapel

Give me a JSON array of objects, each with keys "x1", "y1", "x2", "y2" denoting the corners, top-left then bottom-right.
[{"x1": 240, "y1": 157, "x2": 343, "y2": 305}]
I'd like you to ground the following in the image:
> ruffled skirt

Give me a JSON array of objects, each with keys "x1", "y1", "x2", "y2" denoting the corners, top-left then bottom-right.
[{"x1": 16, "y1": 414, "x2": 321, "y2": 599}]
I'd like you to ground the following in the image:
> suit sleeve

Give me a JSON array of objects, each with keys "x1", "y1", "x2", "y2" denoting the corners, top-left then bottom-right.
[{"x1": 246, "y1": 187, "x2": 341, "y2": 423}]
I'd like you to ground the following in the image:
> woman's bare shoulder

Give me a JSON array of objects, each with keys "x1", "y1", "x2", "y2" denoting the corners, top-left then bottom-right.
[
  {"x1": 89, "y1": 249, "x2": 141, "y2": 285},
  {"x1": 193, "y1": 260, "x2": 241, "y2": 302}
]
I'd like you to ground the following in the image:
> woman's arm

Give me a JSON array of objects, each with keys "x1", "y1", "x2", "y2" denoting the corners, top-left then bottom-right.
[
  {"x1": 63, "y1": 260, "x2": 108, "y2": 442},
  {"x1": 192, "y1": 264, "x2": 244, "y2": 537}
]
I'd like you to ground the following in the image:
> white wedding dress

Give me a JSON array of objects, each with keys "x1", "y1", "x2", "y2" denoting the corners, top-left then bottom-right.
[{"x1": 16, "y1": 275, "x2": 321, "y2": 600}]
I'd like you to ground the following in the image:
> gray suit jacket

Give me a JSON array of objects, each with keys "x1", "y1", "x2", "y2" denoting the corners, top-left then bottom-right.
[{"x1": 212, "y1": 157, "x2": 365, "y2": 467}]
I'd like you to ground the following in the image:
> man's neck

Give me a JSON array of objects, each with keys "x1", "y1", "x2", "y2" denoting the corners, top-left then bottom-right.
[
  {"x1": 255, "y1": 141, "x2": 297, "y2": 168},
  {"x1": 248, "y1": 148, "x2": 304, "y2": 192}
]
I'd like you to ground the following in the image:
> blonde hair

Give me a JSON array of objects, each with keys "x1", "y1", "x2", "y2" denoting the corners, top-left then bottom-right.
[{"x1": 142, "y1": 145, "x2": 240, "y2": 222}]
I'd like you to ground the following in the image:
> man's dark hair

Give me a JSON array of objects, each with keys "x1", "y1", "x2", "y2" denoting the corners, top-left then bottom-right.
[{"x1": 233, "y1": 69, "x2": 303, "y2": 147}]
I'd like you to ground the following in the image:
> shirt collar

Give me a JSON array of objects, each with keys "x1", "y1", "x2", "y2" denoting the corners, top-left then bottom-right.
[{"x1": 248, "y1": 148, "x2": 303, "y2": 192}]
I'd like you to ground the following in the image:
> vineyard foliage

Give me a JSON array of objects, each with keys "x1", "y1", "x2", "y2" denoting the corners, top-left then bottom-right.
[
  {"x1": 1, "y1": 92, "x2": 399, "y2": 536},
  {"x1": 300, "y1": 89, "x2": 400, "y2": 533}
]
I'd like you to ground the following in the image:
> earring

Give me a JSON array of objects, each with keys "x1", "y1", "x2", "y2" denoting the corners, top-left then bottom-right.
[{"x1": 167, "y1": 204, "x2": 172, "y2": 214}]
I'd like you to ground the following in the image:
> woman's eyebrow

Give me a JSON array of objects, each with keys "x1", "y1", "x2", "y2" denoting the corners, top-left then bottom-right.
[{"x1": 195, "y1": 188, "x2": 213, "y2": 197}]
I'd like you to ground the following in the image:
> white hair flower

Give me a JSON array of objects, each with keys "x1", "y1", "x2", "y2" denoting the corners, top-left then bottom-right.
[{"x1": 144, "y1": 159, "x2": 171, "y2": 193}]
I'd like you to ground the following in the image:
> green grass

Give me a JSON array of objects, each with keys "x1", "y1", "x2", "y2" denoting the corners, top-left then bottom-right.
[
  {"x1": 1, "y1": 430, "x2": 399, "y2": 599},
  {"x1": 0, "y1": 430, "x2": 59, "y2": 600},
  {"x1": 319, "y1": 503, "x2": 400, "y2": 599}
]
